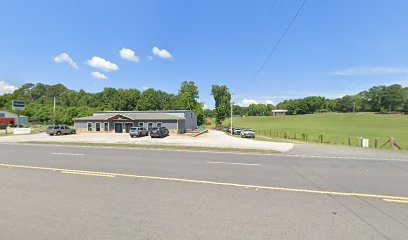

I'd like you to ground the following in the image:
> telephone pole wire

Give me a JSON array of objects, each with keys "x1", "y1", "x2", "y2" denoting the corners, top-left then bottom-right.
[{"x1": 251, "y1": 0, "x2": 309, "y2": 82}]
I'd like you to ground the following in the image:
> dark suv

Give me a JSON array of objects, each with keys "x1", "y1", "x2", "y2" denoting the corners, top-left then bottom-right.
[
  {"x1": 46, "y1": 125, "x2": 76, "y2": 136},
  {"x1": 149, "y1": 127, "x2": 169, "y2": 138}
]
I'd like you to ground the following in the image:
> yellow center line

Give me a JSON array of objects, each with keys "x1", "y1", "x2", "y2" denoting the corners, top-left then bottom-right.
[
  {"x1": 1, "y1": 163, "x2": 408, "y2": 202},
  {"x1": 61, "y1": 171, "x2": 116, "y2": 177},
  {"x1": 383, "y1": 198, "x2": 408, "y2": 204}
]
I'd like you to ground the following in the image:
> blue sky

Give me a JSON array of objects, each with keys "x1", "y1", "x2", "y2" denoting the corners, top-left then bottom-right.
[{"x1": 1, "y1": 0, "x2": 408, "y2": 108}]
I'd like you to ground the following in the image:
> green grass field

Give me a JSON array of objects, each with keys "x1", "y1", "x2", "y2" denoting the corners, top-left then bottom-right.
[{"x1": 222, "y1": 113, "x2": 408, "y2": 150}]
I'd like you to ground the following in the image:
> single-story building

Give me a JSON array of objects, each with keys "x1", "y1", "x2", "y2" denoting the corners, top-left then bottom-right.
[
  {"x1": 73, "y1": 110, "x2": 197, "y2": 134},
  {"x1": 0, "y1": 110, "x2": 29, "y2": 126},
  {"x1": 271, "y1": 109, "x2": 288, "y2": 117}
]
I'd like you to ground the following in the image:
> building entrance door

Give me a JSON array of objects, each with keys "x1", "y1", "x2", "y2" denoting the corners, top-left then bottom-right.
[{"x1": 114, "y1": 123, "x2": 123, "y2": 133}]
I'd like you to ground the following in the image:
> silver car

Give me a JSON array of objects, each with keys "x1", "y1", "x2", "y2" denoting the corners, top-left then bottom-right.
[
  {"x1": 129, "y1": 127, "x2": 149, "y2": 138},
  {"x1": 233, "y1": 128, "x2": 241, "y2": 135},
  {"x1": 241, "y1": 129, "x2": 255, "y2": 138},
  {"x1": 46, "y1": 125, "x2": 76, "y2": 136}
]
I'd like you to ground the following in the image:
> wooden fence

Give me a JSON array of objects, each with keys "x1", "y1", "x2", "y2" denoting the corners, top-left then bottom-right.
[{"x1": 252, "y1": 129, "x2": 404, "y2": 150}]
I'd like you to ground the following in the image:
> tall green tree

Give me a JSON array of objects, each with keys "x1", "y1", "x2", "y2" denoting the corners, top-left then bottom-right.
[
  {"x1": 137, "y1": 88, "x2": 161, "y2": 110},
  {"x1": 211, "y1": 85, "x2": 231, "y2": 124},
  {"x1": 382, "y1": 84, "x2": 407, "y2": 111},
  {"x1": 176, "y1": 81, "x2": 204, "y2": 125}
]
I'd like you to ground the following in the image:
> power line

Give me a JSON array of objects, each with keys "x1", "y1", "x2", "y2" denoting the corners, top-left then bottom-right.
[
  {"x1": 251, "y1": 0, "x2": 309, "y2": 82},
  {"x1": 252, "y1": 0, "x2": 284, "y2": 59}
]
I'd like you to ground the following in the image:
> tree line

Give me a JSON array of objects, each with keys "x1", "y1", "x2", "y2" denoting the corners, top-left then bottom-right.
[
  {"x1": 207, "y1": 83, "x2": 408, "y2": 125},
  {"x1": 277, "y1": 84, "x2": 408, "y2": 114},
  {"x1": 0, "y1": 81, "x2": 204, "y2": 125},
  {"x1": 1, "y1": 82, "x2": 407, "y2": 127}
]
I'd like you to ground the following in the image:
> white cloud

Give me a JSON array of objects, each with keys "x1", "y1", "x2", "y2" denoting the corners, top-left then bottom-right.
[
  {"x1": 142, "y1": 86, "x2": 149, "y2": 90},
  {"x1": 0, "y1": 81, "x2": 18, "y2": 95},
  {"x1": 53, "y1": 53, "x2": 79, "y2": 70},
  {"x1": 240, "y1": 98, "x2": 258, "y2": 107},
  {"x1": 152, "y1": 47, "x2": 173, "y2": 60},
  {"x1": 329, "y1": 67, "x2": 408, "y2": 76},
  {"x1": 119, "y1": 48, "x2": 139, "y2": 63},
  {"x1": 91, "y1": 71, "x2": 108, "y2": 80},
  {"x1": 86, "y1": 56, "x2": 119, "y2": 72},
  {"x1": 236, "y1": 98, "x2": 274, "y2": 106}
]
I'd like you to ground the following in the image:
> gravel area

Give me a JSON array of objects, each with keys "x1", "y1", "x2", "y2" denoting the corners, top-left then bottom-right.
[{"x1": 0, "y1": 130, "x2": 294, "y2": 152}]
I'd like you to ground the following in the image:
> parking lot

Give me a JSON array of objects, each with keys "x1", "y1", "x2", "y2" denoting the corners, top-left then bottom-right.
[{"x1": 0, "y1": 130, "x2": 294, "y2": 152}]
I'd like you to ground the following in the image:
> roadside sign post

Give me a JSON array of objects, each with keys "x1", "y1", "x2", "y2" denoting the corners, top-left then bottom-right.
[
  {"x1": 12, "y1": 101, "x2": 25, "y2": 128},
  {"x1": 17, "y1": 112, "x2": 20, "y2": 128},
  {"x1": 230, "y1": 95, "x2": 233, "y2": 136}
]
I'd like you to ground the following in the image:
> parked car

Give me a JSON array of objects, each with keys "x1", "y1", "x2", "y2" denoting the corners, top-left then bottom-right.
[
  {"x1": 129, "y1": 127, "x2": 149, "y2": 138},
  {"x1": 46, "y1": 125, "x2": 76, "y2": 136},
  {"x1": 150, "y1": 127, "x2": 169, "y2": 138},
  {"x1": 233, "y1": 128, "x2": 241, "y2": 135},
  {"x1": 241, "y1": 129, "x2": 255, "y2": 138}
]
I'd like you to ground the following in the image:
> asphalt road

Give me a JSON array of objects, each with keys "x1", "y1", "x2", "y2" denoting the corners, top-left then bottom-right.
[{"x1": 1, "y1": 143, "x2": 408, "y2": 239}]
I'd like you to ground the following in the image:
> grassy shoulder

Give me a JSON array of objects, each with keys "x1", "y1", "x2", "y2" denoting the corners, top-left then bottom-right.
[
  {"x1": 22, "y1": 141, "x2": 281, "y2": 154},
  {"x1": 223, "y1": 112, "x2": 408, "y2": 150}
]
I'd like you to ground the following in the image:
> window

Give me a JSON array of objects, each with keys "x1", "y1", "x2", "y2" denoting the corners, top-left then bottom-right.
[
  {"x1": 96, "y1": 122, "x2": 101, "y2": 132},
  {"x1": 156, "y1": 122, "x2": 162, "y2": 128},
  {"x1": 148, "y1": 122, "x2": 153, "y2": 130},
  {"x1": 87, "y1": 122, "x2": 92, "y2": 131},
  {"x1": 191, "y1": 112, "x2": 193, "y2": 118},
  {"x1": 139, "y1": 122, "x2": 144, "y2": 127},
  {"x1": 104, "y1": 122, "x2": 109, "y2": 131}
]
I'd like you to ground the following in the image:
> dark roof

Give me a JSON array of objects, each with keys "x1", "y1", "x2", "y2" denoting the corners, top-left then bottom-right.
[
  {"x1": 93, "y1": 110, "x2": 194, "y2": 114},
  {"x1": 74, "y1": 113, "x2": 185, "y2": 121}
]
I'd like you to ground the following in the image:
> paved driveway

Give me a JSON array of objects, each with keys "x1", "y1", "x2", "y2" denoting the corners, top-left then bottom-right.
[{"x1": 0, "y1": 130, "x2": 294, "y2": 152}]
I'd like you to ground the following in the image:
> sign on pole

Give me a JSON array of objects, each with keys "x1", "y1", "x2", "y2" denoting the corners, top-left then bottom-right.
[
  {"x1": 360, "y1": 138, "x2": 369, "y2": 148},
  {"x1": 12, "y1": 101, "x2": 25, "y2": 111}
]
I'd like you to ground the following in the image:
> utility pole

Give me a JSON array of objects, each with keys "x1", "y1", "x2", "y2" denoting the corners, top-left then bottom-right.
[
  {"x1": 230, "y1": 94, "x2": 233, "y2": 136},
  {"x1": 53, "y1": 96, "x2": 56, "y2": 125}
]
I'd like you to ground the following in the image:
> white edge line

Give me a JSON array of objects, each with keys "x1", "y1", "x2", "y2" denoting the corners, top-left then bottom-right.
[
  {"x1": 51, "y1": 152, "x2": 85, "y2": 156},
  {"x1": 207, "y1": 161, "x2": 261, "y2": 166},
  {"x1": 281, "y1": 154, "x2": 408, "y2": 162},
  {"x1": 1, "y1": 143, "x2": 408, "y2": 162}
]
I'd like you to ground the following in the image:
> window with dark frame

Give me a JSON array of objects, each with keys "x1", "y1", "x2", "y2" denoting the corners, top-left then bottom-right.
[{"x1": 96, "y1": 123, "x2": 101, "y2": 132}]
